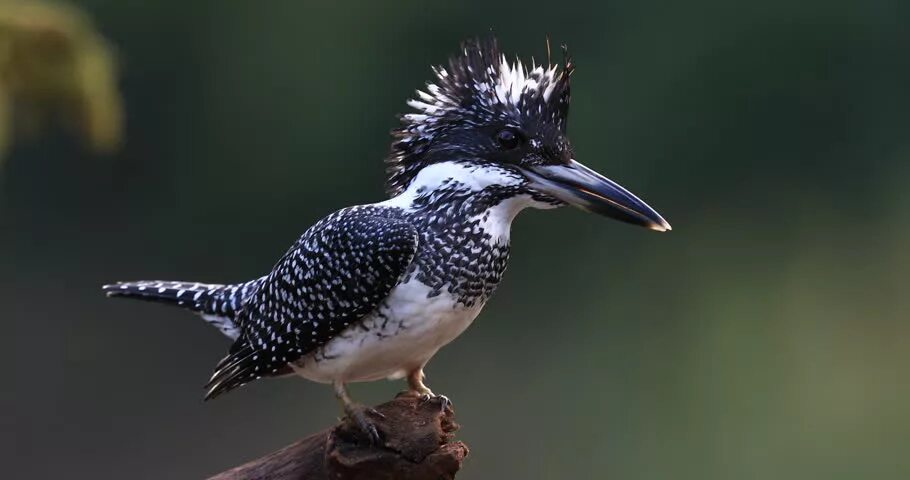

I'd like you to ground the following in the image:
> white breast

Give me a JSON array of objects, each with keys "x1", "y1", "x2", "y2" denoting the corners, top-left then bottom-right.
[
  {"x1": 290, "y1": 164, "x2": 539, "y2": 384},
  {"x1": 290, "y1": 276, "x2": 483, "y2": 384}
]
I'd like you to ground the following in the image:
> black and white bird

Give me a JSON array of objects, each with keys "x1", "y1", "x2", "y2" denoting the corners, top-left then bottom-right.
[{"x1": 104, "y1": 37, "x2": 670, "y2": 441}]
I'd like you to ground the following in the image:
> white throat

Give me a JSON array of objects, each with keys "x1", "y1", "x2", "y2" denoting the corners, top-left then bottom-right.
[{"x1": 378, "y1": 161, "x2": 551, "y2": 241}]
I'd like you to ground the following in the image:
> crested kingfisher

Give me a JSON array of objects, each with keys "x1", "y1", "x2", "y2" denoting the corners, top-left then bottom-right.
[{"x1": 103, "y1": 37, "x2": 670, "y2": 442}]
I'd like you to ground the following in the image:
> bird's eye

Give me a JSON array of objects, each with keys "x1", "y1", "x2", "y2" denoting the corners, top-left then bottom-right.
[{"x1": 494, "y1": 129, "x2": 520, "y2": 150}]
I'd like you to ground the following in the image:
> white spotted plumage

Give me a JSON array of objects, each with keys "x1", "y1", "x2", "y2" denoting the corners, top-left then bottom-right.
[
  {"x1": 103, "y1": 37, "x2": 576, "y2": 402},
  {"x1": 292, "y1": 277, "x2": 482, "y2": 384}
]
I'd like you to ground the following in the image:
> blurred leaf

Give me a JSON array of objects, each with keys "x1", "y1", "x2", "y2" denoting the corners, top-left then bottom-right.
[{"x1": 0, "y1": 0, "x2": 122, "y2": 165}]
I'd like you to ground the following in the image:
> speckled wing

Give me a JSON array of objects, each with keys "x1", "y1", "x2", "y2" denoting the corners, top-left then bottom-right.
[{"x1": 205, "y1": 210, "x2": 419, "y2": 399}]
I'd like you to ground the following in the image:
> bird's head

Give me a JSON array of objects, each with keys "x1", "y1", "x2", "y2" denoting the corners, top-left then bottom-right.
[{"x1": 386, "y1": 37, "x2": 670, "y2": 231}]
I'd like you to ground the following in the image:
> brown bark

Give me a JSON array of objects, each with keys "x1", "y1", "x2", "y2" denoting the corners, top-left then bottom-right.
[{"x1": 208, "y1": 394, "x2": 468, "y2": 480}]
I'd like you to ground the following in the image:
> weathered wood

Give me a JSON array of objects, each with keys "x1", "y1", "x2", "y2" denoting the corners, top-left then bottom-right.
[{"x1": 208, "y1": 394, "x2": 468, "y2": 480}]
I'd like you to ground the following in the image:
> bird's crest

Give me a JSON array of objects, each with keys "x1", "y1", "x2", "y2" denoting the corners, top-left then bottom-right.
[{"x1": 385, "y1": 37, "x2": 575, "y2": 196}]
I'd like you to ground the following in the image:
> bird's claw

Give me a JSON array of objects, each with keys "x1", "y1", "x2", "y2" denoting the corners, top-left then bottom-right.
[
  {"x1": 396, "y1": 388, "x2": 453, "y2": 412},
  {"x1": 419, "y1": 392, "x2": 452, "y2": 413},
  {"x1": 344, "y1": 404, "x2": 384, "y2": 445}
]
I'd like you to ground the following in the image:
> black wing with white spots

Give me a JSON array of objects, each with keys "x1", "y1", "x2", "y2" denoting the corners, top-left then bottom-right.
[{"x1": 204, "y1": 208, "x2": 419, "y2": 399}]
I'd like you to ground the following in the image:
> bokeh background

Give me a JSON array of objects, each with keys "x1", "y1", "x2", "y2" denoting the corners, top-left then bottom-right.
[{"x1": 2, "y1": 0, "x2": 909, "y2": 478}]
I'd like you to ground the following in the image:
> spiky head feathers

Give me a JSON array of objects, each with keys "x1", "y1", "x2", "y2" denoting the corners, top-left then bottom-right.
[{"x1": 385, "y1": 37, "x2": 575, "y2": 196}]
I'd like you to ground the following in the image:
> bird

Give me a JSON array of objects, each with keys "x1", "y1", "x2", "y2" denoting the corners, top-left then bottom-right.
[{"x1": 103, "y1": 37, "x2": 670, "y2": 442}]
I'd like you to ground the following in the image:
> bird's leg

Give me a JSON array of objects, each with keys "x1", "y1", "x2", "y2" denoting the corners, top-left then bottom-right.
[
  {"x1": 333, "y1": 381, "x2": 384, "y2": 445},
  {"x1": 406, "y1": 368, "x2": 452, "y2": 412},
  {"x1": 406, "y1": 368, "x2": 433, "y2": 396}
]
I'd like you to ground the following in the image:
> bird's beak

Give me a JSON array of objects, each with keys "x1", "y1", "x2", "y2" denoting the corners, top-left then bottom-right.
[{"x1": 523, "y1": 160, "x2": 671, "y2": 232}]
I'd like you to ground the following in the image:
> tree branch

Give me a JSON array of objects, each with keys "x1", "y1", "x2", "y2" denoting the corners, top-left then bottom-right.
[{"x1": 208, "y1": 394, "x2": 469, "y2": 480}]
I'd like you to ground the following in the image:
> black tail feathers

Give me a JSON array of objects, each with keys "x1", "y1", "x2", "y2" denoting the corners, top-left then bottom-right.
[
  {"x1": 102, "y1": 280, "x2": 254, "y2": 316},
  {"x1": 103, "y1": 278, "x2": 289, "y2": 401}
]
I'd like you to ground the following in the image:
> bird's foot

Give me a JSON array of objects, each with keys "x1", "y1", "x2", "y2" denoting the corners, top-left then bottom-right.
[
  {"x1": 343, "y1": 403, "x2": 385, "y2": 445},
  {"x1": 422, "y1": 392, "x2": 452, "y2": 413},
  {"x1": 399, "y1": 388, "x2": 453, "y2": 413}
]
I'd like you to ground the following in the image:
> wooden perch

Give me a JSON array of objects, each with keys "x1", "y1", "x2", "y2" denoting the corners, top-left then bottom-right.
[{"x1": 208, "y1": 394, "x2": 469, "y2": 480}]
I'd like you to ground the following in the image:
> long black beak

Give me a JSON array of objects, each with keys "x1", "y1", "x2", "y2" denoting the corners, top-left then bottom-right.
[{"x1": 523, "y1": 160, "x2": 671, "y2": 231}]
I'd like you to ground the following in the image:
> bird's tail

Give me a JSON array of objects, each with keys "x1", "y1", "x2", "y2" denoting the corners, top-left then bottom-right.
[
  {"x1": 102, "y1": 279, "x2": 263, "y2": 337},
  {"x1": 103, "y1": 280, "x2": 238, "y2": 313}
]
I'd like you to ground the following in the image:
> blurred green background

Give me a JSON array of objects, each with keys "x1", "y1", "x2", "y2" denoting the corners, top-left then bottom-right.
[{"x1": 2, "y1": 0, "x2": 909, "y2": 478}]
